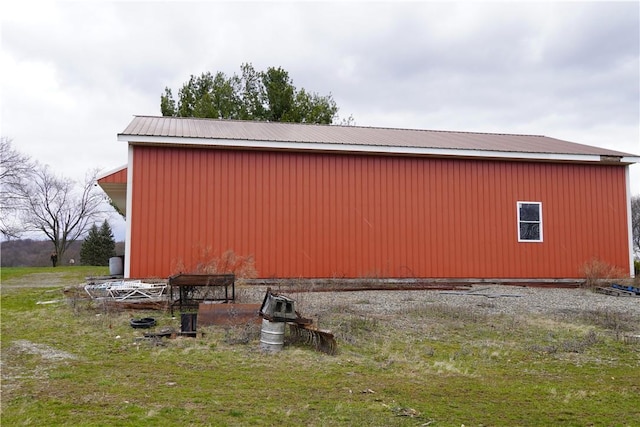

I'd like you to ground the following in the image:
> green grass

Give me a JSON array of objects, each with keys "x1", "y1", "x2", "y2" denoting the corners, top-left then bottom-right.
[
  {"x1": 2, "y1": 273, "x2": 639, "y2": 426},
  {"x1": 1, "y1": 266, "x2": 109, "y2": 284}
]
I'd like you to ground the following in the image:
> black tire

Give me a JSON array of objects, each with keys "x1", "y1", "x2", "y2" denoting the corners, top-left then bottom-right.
[{"x1": 130, "y1": 317, "x2": 157, "y2": 328}]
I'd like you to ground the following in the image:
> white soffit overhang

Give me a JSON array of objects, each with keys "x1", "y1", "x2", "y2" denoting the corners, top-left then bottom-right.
[{"x1": 117, "y1": 135, "x2": 640, "y2": 165}]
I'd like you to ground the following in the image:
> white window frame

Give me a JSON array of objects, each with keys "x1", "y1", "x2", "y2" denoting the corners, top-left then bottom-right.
[{"x1": 517, "y1": 201, "x2": 543, "y2": 242}]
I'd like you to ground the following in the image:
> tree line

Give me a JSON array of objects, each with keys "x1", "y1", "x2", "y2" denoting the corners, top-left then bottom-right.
[{"x1": 1, "y1": 237, "x2": 125, "y2": 268}]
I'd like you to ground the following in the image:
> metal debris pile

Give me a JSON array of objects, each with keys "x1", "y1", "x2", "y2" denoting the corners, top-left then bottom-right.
[
  {"x1": 259, "y1": 288, "x2": 337, "y2": 355},
  {"x1": 595, "y1": 283, "x2": 640, "y2": 297},
  {"x1": 84, "y1": 279, "x2": 167, "y2": 301}
]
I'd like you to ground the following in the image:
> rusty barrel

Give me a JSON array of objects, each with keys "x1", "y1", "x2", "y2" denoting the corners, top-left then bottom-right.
[{"x1": 260, "y1": 319, "x2": 285, "y2": 352}]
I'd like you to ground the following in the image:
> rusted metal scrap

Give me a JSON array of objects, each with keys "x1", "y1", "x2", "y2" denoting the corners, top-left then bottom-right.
[
  {"x1": 259, "y1": 288, "x2": 337, "y2": 355},
  {"x1": 288, "y1": 323, "x2": 337, "y2": 355},
  {"x1": 198, "y1": 303, "x2": 262, "y2": 326}
]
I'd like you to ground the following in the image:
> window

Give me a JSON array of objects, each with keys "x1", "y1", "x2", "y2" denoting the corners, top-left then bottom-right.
[{"x1": 517, "y1": 201, "x2": 542, "y2": 242}]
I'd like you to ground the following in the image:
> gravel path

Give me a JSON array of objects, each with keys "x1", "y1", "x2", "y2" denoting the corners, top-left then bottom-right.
[{"x1": 245, "y1": 285, "x2": 640, "y2": 319}]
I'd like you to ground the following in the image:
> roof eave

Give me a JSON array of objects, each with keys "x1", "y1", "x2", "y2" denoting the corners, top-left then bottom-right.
[{"x1": 117, "y1": 134, "x2": 639, "y2": 165}]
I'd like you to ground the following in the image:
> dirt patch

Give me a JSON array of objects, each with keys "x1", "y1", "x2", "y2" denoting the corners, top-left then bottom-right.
[
  {"x1": 9, "y1": 340, "x2": 78, "y2": 361},
  {"x1": 2, "y1": 272, "x2": 75, "y2": 288},
  {"x1": 1, "y1": 340, "x2": 79, "y2": 408}
]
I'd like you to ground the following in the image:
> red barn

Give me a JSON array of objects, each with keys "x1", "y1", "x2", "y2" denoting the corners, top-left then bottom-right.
[{"x1": 98, "y1": 116, "x2": 638, "y2": 280}]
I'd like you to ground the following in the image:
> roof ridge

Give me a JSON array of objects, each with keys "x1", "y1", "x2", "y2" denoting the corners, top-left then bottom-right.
[{"x1": 132, "y1": 115, "x2": 546, "y2": 138}]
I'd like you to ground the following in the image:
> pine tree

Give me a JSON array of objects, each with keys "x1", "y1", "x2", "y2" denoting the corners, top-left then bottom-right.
[
  {"x1": 80, "y1": 220, "x2": 116, "y2": 265},
  {"x1": 98, "y1": 220, "x2": 116, "y2": 263}
]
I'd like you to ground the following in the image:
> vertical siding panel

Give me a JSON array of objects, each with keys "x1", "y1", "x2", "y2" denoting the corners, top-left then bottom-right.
[
  {"x1": 353, "y1": 156, "x2": 361, "y2": 276},
  {"x1": 306, "y1": 154, "x2": 314, "y2": 276},
  {"x1": 250, "y1": 153, "x2": 258, "y2": 262},
  {"x1": 468, "y1": 160, "x2": 478, "y2": 277},
  {"x1": 257, "y1": 153, "x2": 267, "y2": 276},
  {"x1": 170, "y1": 149, "x2": 180, "y2": 271},
  {"x1": 293, "y1": 154, "x2": 300, "y2": 276},
  {"x1": 212, "y1": 151, "x2": 222, "y2": 265},
  {"x1": 348, "y1": 156, "x2": 356, "y2": 276},
  {"x1": 409, "y1": 159, "x2": 419, "y2": 277},
  {"x1": 232, "y1": 151, "x2": 241, "y2": 255},
  {"x1": 386, "y1": 157, "x2": 395, "y2": 276},
  {"x1": 444, "y1": 159, "x2": 454, "y2": 276},
  {"x1": 604, "y1": 167, "x2": 618, "y2": 265},
  {"x1": 259, "y1": 153, "x2": 267, "y2": 275},
  {"x1": 143, "y1": 148, "x2": 152, "y2": 275},
  {"x1": 489, "y1": 161, "x2": 500, "y2": 277},
  {"x1": 295, "y1": 154, "x2": 302, "y2": 276},
  {"x1": 265, "y1": 153, "x2": 274, "y2": 275},
  {"x1": 190, "y1": 150, "x2": 199, "y2": 258},
  {"x1": 337, "y1": 155, "x2": 344, "y2": 276},
  {"x1": 476, "y1": 161, "x2": 485, "y2": 277},
  {"x1": 295, "y1": 153, "x2": 303, "y2": 276},
  {"x1": 603, "y1": 168, "x2": 615, "y2": 264},
  {"x1": 205, "y1": 151, "x2": 213, "y2": 257},
  {"x1": 317, "y1": 154, "x2": 324, "y2": 276},
  {"x1": 452, "y1": 160, "x2": 461, "y2": 276},
  {"x1": 264, "y1": 152, "x2": 271, "y2": 274},
  {"x1": 274, "y1": 155, "x2": 282, "y2": 275},
  {"x1": 531, "y1": 164, "x2": 541, "y2": 275},
  {"x1": 544, "y1": 163, "x2": 555, "y2": 276},
  {"x1": 334, "y1": 155, "x2": 343, "y2": 276},
  {"x1": 325, "y1": 156, "x2": 333, "y2": 275},
  {"x1": 357, "y1": 156, "x2": 363, "y2": 276},
  {"x1": 498, "y1": 161, "x2": 507, "y2": 277},
  {"x1": 372, "y1": 156, "x2": 381, "y2": 275},
  {"x1": 600, "y1": 167, "x2": 612, "y2": 264},
  {"x1": 431, "y1": 160, "x2": 440, "y2": 276},
  {"x1": 218, "y1": 152, "x2": 227, "y2": 253},
  {"x1": 577, "y1": 166, "x2": 591, "y2": 264},
  {"x1": 521, "y1": 163, "x2": 531, "y2": 277},
  {"x1": 364, "y1": 156, "x2": 374, "y2": 276},
  {"x1": 407, "y1": 159, "x2": 416, "y2": 276},
  {"x1": 184, "y1": 149, "x2": 192, "y2": 259},
  {"x1": 141, "y1": 148, "x2": 149, "y2": 275},
  {"x1": 419, "y1": 159, "x2": 426, "y2": 275},
  {"x1": 507, "y1": 162, "x2": 517, "y2": 276},
  {"x1": 564, "y1": 164, "x2": 577, "y2": 274},
  {"x1": 236, "y1": 152, "x2": 244, "y2": 256},
  {"x1": 495, "y1": 161, "x2": 505, "y2": 277},
  {"x1": 287, "y1": 154, "x2": 295, "y2": 276},
  {"x1": 370, "y1": 156, "x2": 377, "y2": 276},
  {"x1": 414, "y1": 159, "x2": 423, "y2": 275},
  {"x1": 431, "y1": 159, "x2": 440, "y2": 276},
  {"x1": 390, "y1": 158, "x2": 398, "y2": 276},
  {"x1": 316, "y1": 155, "x2": 325, "y2": 276},
  {"x1": 425, "y1": 159, "x2": 432, "y2": 275},
  {"x1": 603, "y1": 168, "x2": 613, "y2": 264},
  {"x1": 302, "y1": 154, "x2": 309, "y2": 275},
  {"x1": 179, "y1": 149, "x2": 188, "y2": 269}
]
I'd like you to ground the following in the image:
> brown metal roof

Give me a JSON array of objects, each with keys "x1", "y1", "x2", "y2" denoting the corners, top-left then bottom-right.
[{"x1": 119, "y1": 115, "x2": 635, "y2": 158}]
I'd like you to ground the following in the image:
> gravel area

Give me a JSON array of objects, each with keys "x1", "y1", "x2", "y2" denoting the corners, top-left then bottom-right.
[{"x1": 243, "y1": 285, "x2": 640, "y2": 319}]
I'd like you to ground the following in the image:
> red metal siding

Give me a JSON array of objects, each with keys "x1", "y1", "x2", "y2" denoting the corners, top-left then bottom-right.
[{"x1": 128, "y1": 145, "x2": 630, "y2": 279}]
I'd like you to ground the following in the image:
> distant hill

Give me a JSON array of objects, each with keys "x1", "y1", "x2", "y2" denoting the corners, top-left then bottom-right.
[{"x1": 1, "y1": 239, "x2": 125, "y2": 267}]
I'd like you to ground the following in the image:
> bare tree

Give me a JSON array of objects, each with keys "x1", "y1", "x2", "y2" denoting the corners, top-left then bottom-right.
[
  {"x1": 632, "y1": 194, "x2": 640, "y2": 257},
  {"x1": 17, "y1": 165, "x2": 106, "y2": 262},
  {"x1": 0, "y1": 137, "x2": 35, "y2": 239}
]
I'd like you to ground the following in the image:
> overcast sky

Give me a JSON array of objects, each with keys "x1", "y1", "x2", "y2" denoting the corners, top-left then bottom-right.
[{"x1": 2, "y1": 1, "x2": 639, "y2": 239}]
